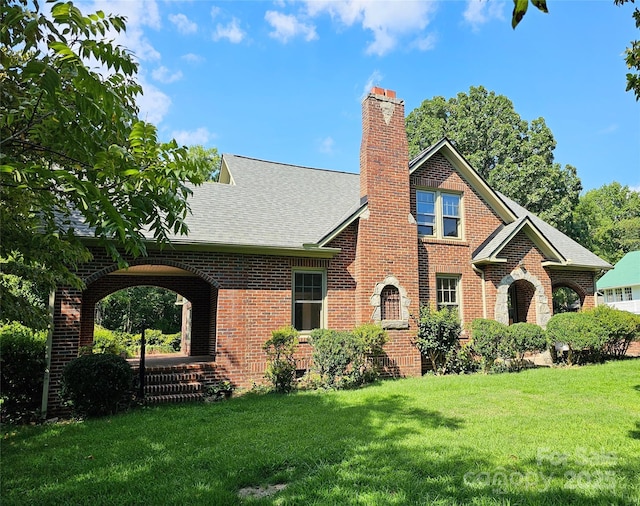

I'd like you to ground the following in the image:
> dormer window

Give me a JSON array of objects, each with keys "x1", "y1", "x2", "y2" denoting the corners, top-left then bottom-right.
[{"x1": 417, "y1": 190, "x2": 462, "y2": 239}]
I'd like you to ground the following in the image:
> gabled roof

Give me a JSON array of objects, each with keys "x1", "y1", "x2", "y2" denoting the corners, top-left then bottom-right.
[
  {"x1": 472, "y1": 216, "x2": 567, "y2": 265},
  {"x1": 597, "y1": 251, "x2": 640, "y2": 289},
  {"x1": 495, "y1": 193, "x2": 612, "y2": 271},
  {"x1": 409, "y1": 138, "x2": 517, "y2": 223}
]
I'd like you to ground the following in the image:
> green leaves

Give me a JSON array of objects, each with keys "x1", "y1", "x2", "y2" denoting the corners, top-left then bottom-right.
[
  {"x1": 512, "y1": 0, "x2": 548, "y2": 29},
  {"x1": 1, "y1": 0, "x2": 204, "y2": 328}
]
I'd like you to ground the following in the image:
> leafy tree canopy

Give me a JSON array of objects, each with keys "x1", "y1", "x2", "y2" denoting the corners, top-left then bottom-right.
[
  {"x1": 405, "y1": 86, "x2": 582, "y2": 234},
  {"x1": 571, "y1": 182, "x2": 640, "y2": 265},
  {"x1": 0, "y1": 0, "x2": 210, "y2": 329},
  {"x1": 188, "y1": 145, "x2": 221, "y2": 182}
]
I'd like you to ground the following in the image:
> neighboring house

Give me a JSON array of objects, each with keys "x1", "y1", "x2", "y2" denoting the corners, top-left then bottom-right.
[
  {"x1": 597, "y1": 251, "x2": 640, "y2": 314},
  {"x1": 45, "y1": 88, "x2": 611, "y2": 415}
]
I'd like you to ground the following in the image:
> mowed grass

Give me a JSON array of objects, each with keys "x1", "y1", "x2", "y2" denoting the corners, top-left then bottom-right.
[{"x1": 2, "y1": 360, "x2": 639, "y2": 505}]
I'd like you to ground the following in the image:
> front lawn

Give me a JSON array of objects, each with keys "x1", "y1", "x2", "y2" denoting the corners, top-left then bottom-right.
[{"x1": 2, "y1": 360, "x2": 639, "y2": 505}]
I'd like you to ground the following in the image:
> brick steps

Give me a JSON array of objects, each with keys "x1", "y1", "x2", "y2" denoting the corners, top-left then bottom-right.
[{"x1": 132, "y1": 362, "x2": 218, "y2": 405}]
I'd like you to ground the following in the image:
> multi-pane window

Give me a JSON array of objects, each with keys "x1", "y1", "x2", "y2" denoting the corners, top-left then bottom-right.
[
  {"x1": 624, "y1": 287, "x2": 633, "y2": 301},
  {"x1": 293, "y1": 271, "x2": 324, "y2": 331},
  {"x1": 380, "y1": 285, "x2": 400, "y2": 320},
  {"x1": 442, "y1": 194, "x2": 461, "y2": 237},
  {"x1": 416, "y1": 191, "x2": 435, "y2": 236},
  {"x1": 615, "y1": 288, "x2": 624, "y2": 302},
  {"x1": 416, "y1": 190, "x2": 462, "y2": 239},
  {"x1": 437, "y1": 276, "x2": 459, "y2": 311}
]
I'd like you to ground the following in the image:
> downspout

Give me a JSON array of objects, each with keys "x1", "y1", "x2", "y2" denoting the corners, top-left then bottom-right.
[
  {"x1": 472, "y1": 264, "x2": 487, "y2": 319},
  {"x1": 41, "y1": 290, "x2": 55, "y2": 420}
]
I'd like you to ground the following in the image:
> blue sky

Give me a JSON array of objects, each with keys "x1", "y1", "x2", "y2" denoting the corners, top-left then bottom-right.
[{"x1": 75, "y1": 0, "x2": 639, "y2": 192}]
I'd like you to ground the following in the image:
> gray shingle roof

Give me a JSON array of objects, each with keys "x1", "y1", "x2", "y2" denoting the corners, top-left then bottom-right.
[
  {"x1": 495, "y1": 193, "x2": 611, "y2": 270},
  {"x1": 171, "y1": 154, "x2": 361, "y2": 249}
]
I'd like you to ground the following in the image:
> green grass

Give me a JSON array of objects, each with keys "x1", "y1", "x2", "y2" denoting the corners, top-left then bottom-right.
[{"x1": 2, "y1": 360, "x2": 639, "y2": 505}]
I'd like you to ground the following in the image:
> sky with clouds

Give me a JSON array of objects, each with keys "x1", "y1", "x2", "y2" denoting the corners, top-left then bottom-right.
[{"x1": 73, "y1": 0, "x2": 639, "y2": 192}]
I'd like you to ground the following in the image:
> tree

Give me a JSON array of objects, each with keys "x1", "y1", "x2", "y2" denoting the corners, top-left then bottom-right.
[
  {"x1": 512, "y1": 0, "x2": 639, "y2": 100},
  {"x1": 406, "y1": 86, "x2": 582, "y2": 234},
  {"x1": 187, "y1": 145, "x2": 221, "y2": 182},
  {"x1": 1, "y1": 1, "x2": 209, "y2": 328},
  {"x1": 571, "y1": 182, "x2": 640, "y2": 265},
  {"x1": 95, "y1": 287, "x2": 181, "y2": 334}
]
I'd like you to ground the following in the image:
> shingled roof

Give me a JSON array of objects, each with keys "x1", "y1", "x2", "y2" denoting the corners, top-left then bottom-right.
[{"x1": 168, "y1": 154, "x2": 361, "y2": 250}]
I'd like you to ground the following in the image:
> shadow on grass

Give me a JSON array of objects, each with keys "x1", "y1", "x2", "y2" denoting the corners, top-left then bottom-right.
[
  {"x1": 630, "y1": 421, "x2": 640, "y2": 440},
  {"x1": 1, "y1": 387, "x2": 639, "y2": 505}
]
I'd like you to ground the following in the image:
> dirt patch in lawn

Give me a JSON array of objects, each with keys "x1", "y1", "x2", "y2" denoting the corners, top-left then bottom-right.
[{"x1": 238, "y1": 483, "x2": 288, "y2": 499}]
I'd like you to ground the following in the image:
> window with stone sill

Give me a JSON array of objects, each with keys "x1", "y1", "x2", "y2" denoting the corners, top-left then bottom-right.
[
  {"x1": 417, "y1": 190, "x2": 462, "y2": 239},
  {"x1": 437, "y1": 276, "x2": 460, "y2": 312}
]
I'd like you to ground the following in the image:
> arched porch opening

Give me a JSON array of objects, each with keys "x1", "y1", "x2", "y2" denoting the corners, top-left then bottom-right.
[
  {"x1": 81, "y1": 264, "x2": 218, "y2": 357},
  {"x1": 495, "y1": 267, "x2": 552, "y2": 327},
  {"x1": 552, "y1": 283, "x2": 585, "y2": 314}
]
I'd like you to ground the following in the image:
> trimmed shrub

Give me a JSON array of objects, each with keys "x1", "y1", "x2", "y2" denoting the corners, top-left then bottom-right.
[
  {"x1": 61, "y1": 354, "x2": 134, "y2": 417},
  {"x1": 93, "y1": 325, "x2": 129, "y2": 356},
  {"x1": 352, "y1": 323, "x2": 388, "y2": 381},
  {"x1": 546, "y1": 312, "x2": 607, "y2": 365},
  {"x1": 413, "y1": 304, "x2": 461, "y2": 375},
  {"x1": 504, "y1": 323, "x2": 547, "y2": 370},
  {"x1": 471, "y1": 319, "x2": 509, "y2": 373},
  {"x1": 445, "y1": 343, "x2": 479, "y2": 374},
  {"x1": 0, "y1": 322, "x2": 47, "y2": 422},
  {"x1": 587, "y1": 305, "x2": 640, "y2": 358},
  {"x1": 263, "y1": 326, "x2": 299, "y2": 393}
]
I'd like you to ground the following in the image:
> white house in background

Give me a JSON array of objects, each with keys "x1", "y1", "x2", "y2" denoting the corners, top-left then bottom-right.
[{"x1": 597, "y1": 251, "x2": 640, "y2": 314}]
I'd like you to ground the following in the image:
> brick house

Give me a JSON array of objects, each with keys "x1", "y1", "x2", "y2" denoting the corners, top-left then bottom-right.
[{"x1": 45, "y1": 88, "x2": 610, "y2": 414}]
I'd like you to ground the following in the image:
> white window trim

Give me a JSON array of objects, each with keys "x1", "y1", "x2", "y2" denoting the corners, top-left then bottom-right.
[
  {"x1": 292, "y1": 268, "x2": 327, "y2": 333},
  {"x1": 436, "y1": 275, "x2": 462, "y2": 318},
  {"x1": 416, "y1": 189, "x2": 463, "y2": 240}
]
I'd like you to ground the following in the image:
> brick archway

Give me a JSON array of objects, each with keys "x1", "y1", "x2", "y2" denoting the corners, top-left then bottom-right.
[{"x1": 495, "y1": 266, "x2": 551, "y2": 327}]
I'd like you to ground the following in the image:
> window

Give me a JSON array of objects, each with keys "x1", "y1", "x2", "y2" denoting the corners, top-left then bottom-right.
[
  {"x1": 416, "y1": 190, "x2": 462, "y2": 239},
  {"x1": 380, "y1": 285, "x2": 400, "y2": 320},
  {"x1": 293, "y1": 271, "x2": 324, "y2": 331},
  {"x1": 624, "y1": 287, "x2": 633, "y2": 301},
  {"x1": 416, "y1": 191, "x2": 435, "y2": 236},
  {"x1": 615, "y1": 288, "x2": 624, "y2": 302},
  {"x1": 437, "y1": 276, "x2": 459, "y2": 311}
]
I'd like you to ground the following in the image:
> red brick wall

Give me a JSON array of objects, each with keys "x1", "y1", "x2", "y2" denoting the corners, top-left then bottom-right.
[{"x1": 548, "y1": 270, "x2": 597, "y2": 309}]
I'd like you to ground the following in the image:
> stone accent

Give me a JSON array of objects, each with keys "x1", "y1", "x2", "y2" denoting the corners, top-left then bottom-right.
[
  {"x1": 494, "y1": 266, "x2": 552, "y2": 327},
  {"x1": 370, "y1": 275, "x2": 411, "y2": 329}
]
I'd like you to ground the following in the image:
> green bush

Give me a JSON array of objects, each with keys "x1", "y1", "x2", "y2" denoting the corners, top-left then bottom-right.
[
  {"x1": 0, "y1": 322, "x2": 47, "y2": 422},
  {"x1": 444, "y1": 343, "x2": 479, "y2": 374},
  {"x1": 352, "y1": 323, "x2": 388, "y2": 381},
  {"x1": 413, "y1": 304, "x2": 461, "y2": 375},
  {"x1": 93, "y1": 325, "x2": 130, "y2": 356},
  {"x1": 587, "y1": 305, "x2": 640, "y2": 358},
  {"x1": 263, "y1": 326, "x2": 299, "y2": 393},
  {"x1": 546, "y1": 312, "x2": 607, "y2": 365},
  {"x1": 471, "y1": 319, "x2": 509, "y2": 373},
  {"x1": 61, "y1": 353, "x2": 134, "y2": 417},
  {"x1": 504, "y1": 322, "x2": 547, "y2": 370}
]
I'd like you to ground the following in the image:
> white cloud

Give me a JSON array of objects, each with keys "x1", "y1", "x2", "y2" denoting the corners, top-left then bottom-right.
[
  {"x1": 171, "y1": 127, "x2": 214, "y2": 146},
  {"x1": 137, "y1": 77, "x2": 171, "y2": 124},
  {"x1": 412, "y1": 33, "x2": 437, "y2": 52},
  {"x1": 79, "y1": 0, "x2": 162, "y2": 61},
  {"x1": 598, "y1": 124, "x2": 619, "y2": 135},
  {"x1": 265, "y1": 11, "x2": 318, "y2": 43},
  {"x1": 304, "y1": 1, "x2": 436, "y2": 56},
  {"x1": 318, "y1": 136, "x2": 335, "y2": 154},
  {"x1": 151, "y1": 65, "x2": 183, "y2": 84},
  {"x1": 629, "y1": 185, "x2": 640, "y2": 193},
  {"x1": 211, "y1": 6, "x2": 221, "y2": 19},
  {"x1": 361, "y1": 70, "x2": 384, "y2": 99},
  {"x1": 169, "y1": 13, "x2": 197, "y2": 34},
  {"x1": 182, "y1": 53, "x2": 204, "y2": 64},
  {"x1": 463, "y1": 0, "x2": 506, "y2": 30},
  {"x1": 213, "y1": 18, "x2": 246, "y2": 43}
]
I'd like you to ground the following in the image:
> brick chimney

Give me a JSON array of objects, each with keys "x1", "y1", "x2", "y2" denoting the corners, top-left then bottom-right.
[{"x1": 355, "y1": 88, "x2": 420, "y2": 378}]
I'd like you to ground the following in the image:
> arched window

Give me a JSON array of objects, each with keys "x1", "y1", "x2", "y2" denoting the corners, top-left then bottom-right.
[{"x1": 380, "y1": 285, "x2": 400, "y2": 321}]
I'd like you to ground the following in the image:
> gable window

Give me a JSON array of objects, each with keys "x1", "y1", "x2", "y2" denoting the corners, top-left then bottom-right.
[
  {"x1": 437, "y1": 276, "x2": 460, "y2": 312},
  {"x1": 416, "y1": 190, "x2": 462, "y2": 239},
  {"x1": 380, "y1": 285, "x2": 400, "y2": 321},
  {"x1": 293, "y1": 271, "x2": 325, "y2": 331}
]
